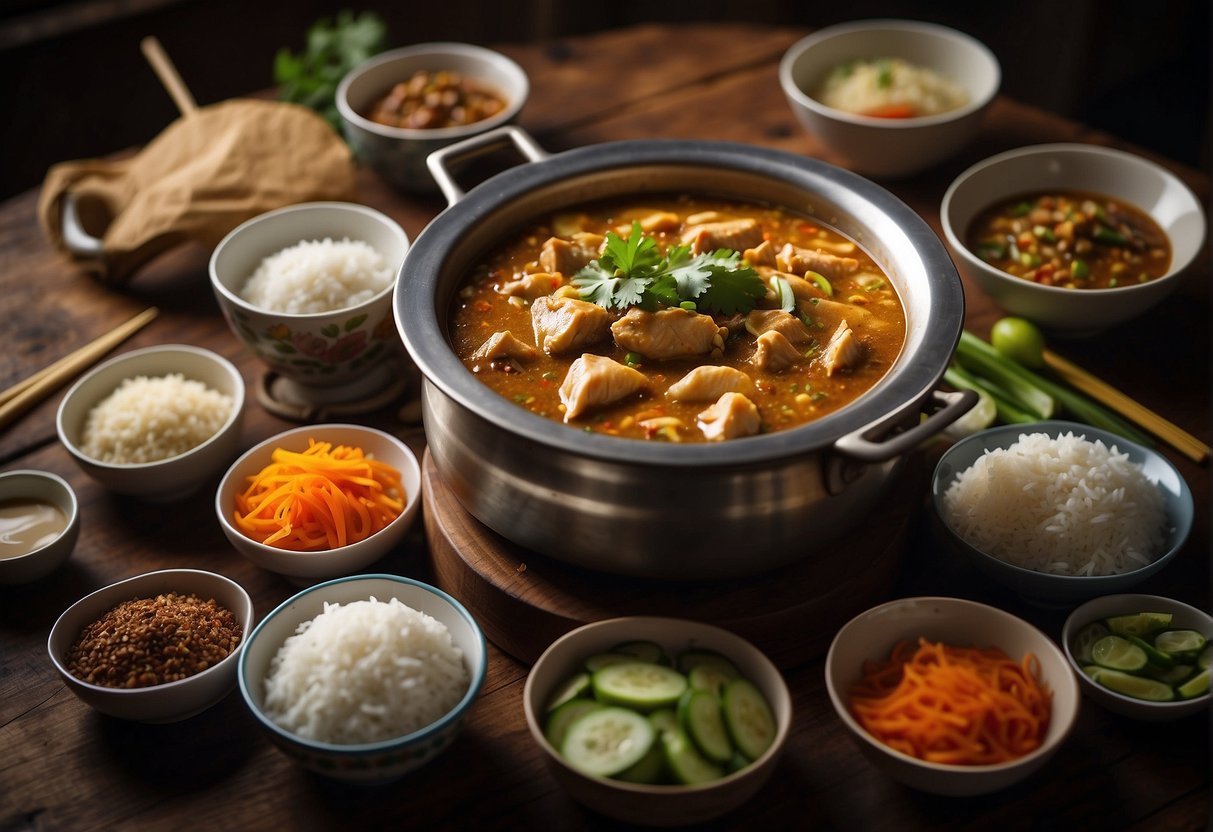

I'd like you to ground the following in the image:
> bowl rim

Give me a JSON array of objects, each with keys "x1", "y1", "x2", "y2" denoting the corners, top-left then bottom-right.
[
  {"x1": 522, "y1": 614, "x2": 793, "y2": 795},
  {"x1": 931, "y1": 419, "x2": 1194, "y2": 587},
  {"x1": 214, "y1": 422, "x2": 422, "y2": 558},
  {"x1": 1061, "y1": 592, "x2": 1212, "y2": 710},
  {"x1": 0, "y1": 469, "x2": 79, "y2": 562},
  {"x1": 55, "y1": 344, "x2": 246, "y2": 471},
  {"x1": 208, "y1": 200, "x2": 411, "y2": 319},
  {"x1": 46, "y1": 568, "x2": 253, "y2": 695},
  {"x1": 779, "y1": 18, "x2": 1001, "y2": 128},
  {"x1": 940, "y1": 142, "x2": 1208, "y2": 295},
  {"x1": 237, "y1": 572, "x2": 488, "y2": 753},
  {"x1": 335, "y1": 41, "x2": 530, "y2": 141},
  {"x1": 825, "y1": 595, "x2": 1080, "y2": 774}
]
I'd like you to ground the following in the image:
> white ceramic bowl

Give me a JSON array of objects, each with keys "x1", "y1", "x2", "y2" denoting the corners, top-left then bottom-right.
[
  {"x1": 825, "y1": 597, "x2": 1080, "y2": 796},
  {"x1": 779, "y1": 19, "x2": 999, "y2": 178},
  {"x1": 209, "y1": 201, "x2": 411, "y2": 404},
  {"x1": 932, "y1": 421, "x2": 1193, "y2": 606},
  {"x1": 0, "y1": 470, "x2": 79, "y2": 584},
  {"x1": 337, "y1": 42, "x2": 529, "y2": 193},
  {"x1": 238, "y1": 574, "x2": 487, "y2": 782},
  {"x1": 1062, "y1": 593, "x2": 1212, "y2": 721},
  {"x1": 941, "y1": 143, "x2": 1207, "y2": 335},
  {"x1": 56, "y1": 344, "x2": 246, "y2": 502},
  {"x1": 523, "y1": 616, "x2": 792, "y2": 827},
  {"x1": 47, "y1": 568, "x2": 254, "y2": 723},
  {"x1": 215, "y1": 423, "x2": 421, "y2": 583}
]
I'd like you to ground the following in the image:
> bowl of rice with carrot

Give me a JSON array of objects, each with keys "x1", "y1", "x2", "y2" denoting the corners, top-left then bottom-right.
[
  {"x1": 825, "y1": 596, "x2": 1080, "y2": 796},
  {"x1": 215, "y1": 423, "x2": 421, "y2": 583},
  {"x1": 238, "y1": 574, "x2": 486, "y2": 782},
  {"x1": 931, "y1": 421, "x2": 1193, "y2": 605}
]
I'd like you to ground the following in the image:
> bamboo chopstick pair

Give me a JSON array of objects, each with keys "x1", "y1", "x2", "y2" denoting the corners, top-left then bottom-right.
[
  {"x1": 0, "y1": 308, "x2": 159, "y2": 432},
  {"x1": 1041, "y1": 349, "x2": 1211, "y2": 465}
]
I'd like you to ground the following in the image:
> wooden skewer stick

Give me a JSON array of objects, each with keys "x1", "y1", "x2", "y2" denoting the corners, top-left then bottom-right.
[
  {"x1": 1043, "y1": 348, "x2": 1210, "y2": 465},
  {"x1": 140, "y1": 36, "x2": 198, "y2": 116},
  {"x1": 0, "y1": 308, "x2": 159, "y2": 432}
]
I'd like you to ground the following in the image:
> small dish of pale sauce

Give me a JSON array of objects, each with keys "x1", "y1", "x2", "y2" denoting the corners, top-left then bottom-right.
[{"x1": 0, "y1": 498, "x2": 69, "y2": 559}]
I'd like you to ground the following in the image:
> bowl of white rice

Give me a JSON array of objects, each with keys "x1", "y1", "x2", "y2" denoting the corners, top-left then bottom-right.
[
  {"x1": 56, "y1": 344, "x2": 245, "y2": 502},
  {"x1": 238, "y1": 574, "x2": 486, "y2": 783},
  {"x1": 932, "y1": 421, "x2": 1193, "y2": 605},
  {"x1": 779, "y1": 19, "x2": 999, "y2": 177},
  {"x1": 209, "y1": 202, "x2": 410, "y2": 405}
]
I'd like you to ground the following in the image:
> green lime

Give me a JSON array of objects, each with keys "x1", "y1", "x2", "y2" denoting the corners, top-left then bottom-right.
[
  {"x1": 990, "y1": 317, "x2": 1046, "y2": 368},
  {"x1": 1177, "y1": 669, "x2": 1210, "y2": 699},
  {"x1": 1150, "y1": 664, "x2": 1195, "y2": 686},
  {"x1": 1070, "y1": 621, "x2": 1111, "y2": 665},
  {"x1": 1153, "y1": 629, "x2": 1208, "y2": 657},
  {"x1": 1128, "y1": 635, "x2": 1175, "y2": 669},
  {"x1": 1091, "y1": 635, "x2": 1148, "y2": 672},
  {"x1": 1092, "y1": 668, "x2": 1176, "y2": 702},
  {"x1": 1198, "y1": 644, "x2": 1212, "y2": 671},
  {"x1": 1105, "y1": 612, "x2": 1173, "y2": 637}
]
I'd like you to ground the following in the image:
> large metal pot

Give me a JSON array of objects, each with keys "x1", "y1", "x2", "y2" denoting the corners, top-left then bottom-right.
[{"x1": 396, "y1": 127, "x2": 973, "y2": 579}]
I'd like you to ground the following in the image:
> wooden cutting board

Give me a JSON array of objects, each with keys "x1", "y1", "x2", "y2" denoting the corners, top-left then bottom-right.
[{"x1": 422, "y1": 450, "x2": 919, "y2": 669}]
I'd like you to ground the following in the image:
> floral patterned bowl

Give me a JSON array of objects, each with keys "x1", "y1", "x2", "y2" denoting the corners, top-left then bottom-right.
[{"x1": 209, "y1": 202, "x2": 410, "y2": 404}]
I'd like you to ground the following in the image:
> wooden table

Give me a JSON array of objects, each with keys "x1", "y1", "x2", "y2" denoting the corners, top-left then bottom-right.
[{"x1": 2, "y1": 23, "x2": 1208, "y2": 831}]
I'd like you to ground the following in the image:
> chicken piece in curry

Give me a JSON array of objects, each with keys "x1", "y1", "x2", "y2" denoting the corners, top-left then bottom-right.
[{"x1": 448, "y1": 197, "x2": 906, "y2": 442}]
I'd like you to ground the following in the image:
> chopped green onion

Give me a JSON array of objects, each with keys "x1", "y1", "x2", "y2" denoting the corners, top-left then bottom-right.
[
  {"x1": 1070, "y1": 258, "x2": 1090, "y2": 280},
  {"x1": 1010, "y1": 201, "x2": 1033, "y2": 217},
  {"x1": 876, "y1": 59, "x2": 893, "y2": 88},
  {"x1": 805, "y1": 270, "x2": 833, "y2": 297},
  {"x1": 679, "y1": 300, "x2": 698, "y2": 311},
  {"x1": 1093, "y1": 226, "x2": 1129, "y2": 246},
  {"x1": 1032, "y1": 224, "x2": 1056, "y2": 242},
  {"x1": 624, "y1": 351, "x2": 643, "y2": 367},
  {"x1": 771, "y1": 276, "x2": 796, "y2": 313}
]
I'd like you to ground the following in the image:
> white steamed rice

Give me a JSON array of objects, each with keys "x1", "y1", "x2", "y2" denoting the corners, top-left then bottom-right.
[
  {"x1": 942, "y1": 431, "x2": 1168, "y2": 577},
  {"x1": 262, "y1": 596, "x2": 469, "y2": 745},
  {"x1": 240, "y1": 237, "x2": 392, "y2": 314},
  {"x1": 817, "y1": 57, "x2": 968, "y2": 117},
  {"x1": 80, "y1": 373, "x2": 232, "y2": 464}
]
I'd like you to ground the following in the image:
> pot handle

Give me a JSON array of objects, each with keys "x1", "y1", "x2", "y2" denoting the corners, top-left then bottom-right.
[
  {"x1": 832, "y1": 388, "x2": 978, "y2": 463},
  {"x1": 427, "y1": 125, "x2": 551, "y2": 207}
]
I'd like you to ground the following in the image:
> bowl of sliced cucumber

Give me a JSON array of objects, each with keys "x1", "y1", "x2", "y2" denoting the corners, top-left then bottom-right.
[
  {"x1": 522, "y1": 616, "x2": 792, "y2": 827},
  {"x1": 1063, "y1": 593, "x2": 1212, "y2": 721}
]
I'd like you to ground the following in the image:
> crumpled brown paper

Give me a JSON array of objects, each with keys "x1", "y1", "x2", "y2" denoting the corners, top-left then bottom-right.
[{"x1": 38, "y1": 98, "x2": 357, "y2": 283}]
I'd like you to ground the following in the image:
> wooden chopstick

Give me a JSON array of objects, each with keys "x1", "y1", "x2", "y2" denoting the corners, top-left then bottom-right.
[
  {"x1": 0, "y1": 307, "x2": 159, "y2": 432},
  {"x1": 1043, "y1": 348, "x2": 1211, "y2": 465},
  {"x1": 141, "y1": 36, "x2": 198, "y2": 116}
]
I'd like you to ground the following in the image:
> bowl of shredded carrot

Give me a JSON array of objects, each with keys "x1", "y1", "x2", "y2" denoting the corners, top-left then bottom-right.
[
  {"x1": 825, "y1": 596, "x2": 1080, "y2": 796},
  {"x1": 215, "y1": 424, "x2": 421, "y2": 582}
]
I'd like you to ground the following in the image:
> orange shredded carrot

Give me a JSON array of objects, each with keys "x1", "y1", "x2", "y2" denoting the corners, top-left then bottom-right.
[
  {"x1": 848, "y1": 637, "x2": 1051, "y2": 766},
  {"x1": 232, "y1": 439, "x2": 405, "y2": 551}
]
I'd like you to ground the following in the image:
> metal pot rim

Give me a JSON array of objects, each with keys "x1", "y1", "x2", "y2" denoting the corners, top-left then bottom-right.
[{"x1": 396, "y1": 138, "x2": 964, "y2": 467}]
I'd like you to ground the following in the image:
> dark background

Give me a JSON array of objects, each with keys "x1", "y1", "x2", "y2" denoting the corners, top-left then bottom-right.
[{"x1": 0, "y1": 0, "x2": 1208, "y2": 200}]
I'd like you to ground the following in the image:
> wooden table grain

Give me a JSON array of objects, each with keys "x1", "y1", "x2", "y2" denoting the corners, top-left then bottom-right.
[{"x1": 1, "y1": 22, "x2": 1208, "y2": 832}]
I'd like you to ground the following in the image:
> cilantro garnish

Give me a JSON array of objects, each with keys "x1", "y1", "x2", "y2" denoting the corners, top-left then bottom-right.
[{"x1": 572, "y1": 222, "x2": 765, "y2": 315}]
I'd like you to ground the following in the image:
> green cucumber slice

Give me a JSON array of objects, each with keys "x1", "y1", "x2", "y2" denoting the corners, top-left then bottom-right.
[
  {"x1": 1071, "y1": 621, "x2": 1111, "y2": 665},
  {"x1": 545, "y1": 698, "x2": 602, "y2": 750},
  {"x1": 1127, "y1": 635, "x2": 1175, "y2": 669},
  {"x1": 615, "y1": 735, "x2": 667, "y2": 784},
  {"x1": 1091, "y1": 635, "x2": 1148, "y2": 672},
  {"x1": 612, "y1": 640, "x2": 670, "y2": 665},
  {"x1": 546, "y1": 671, "x2": 591, "y2": 712},
  {"x1": 1105, "y1": 612, "x2": 1172, "y2": 637},
  {"x1": 1154, "y1": 629, "x2": 1208, "y2": 657},
  {"x1": 648, "y1": 708, "x2": 678, "y2": 736},
  {"x1": 677, "y1": 689, "x2": 733, "y2": 764},
  {"x1": 592, "y1": 661, "x2": 688, "y2": 710},
  {"x1": 722, "y1": 678, "x2": 777, "y2": 761},
  {"x1": 584, "y1": 652, "x2": 639, "y2": 672},
  {"x1": 560, "y1": 706, "x2": 655, "y2": 777},
  {"x1": 1091, "y1": 668, "x2": 1176, "y2": 702},
  {"x1": 688, "y1": 664, "x2": 735, "y2": 699},
  {"x1": 677, "y1": 649, "x2": 741, "y2": 679},
  {"x1": 661, "y1": 724, "x2": 724, "y2": 785},
  {"x1": 1178, "y1": 669, "x2": 1210, "y2": 699}
]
